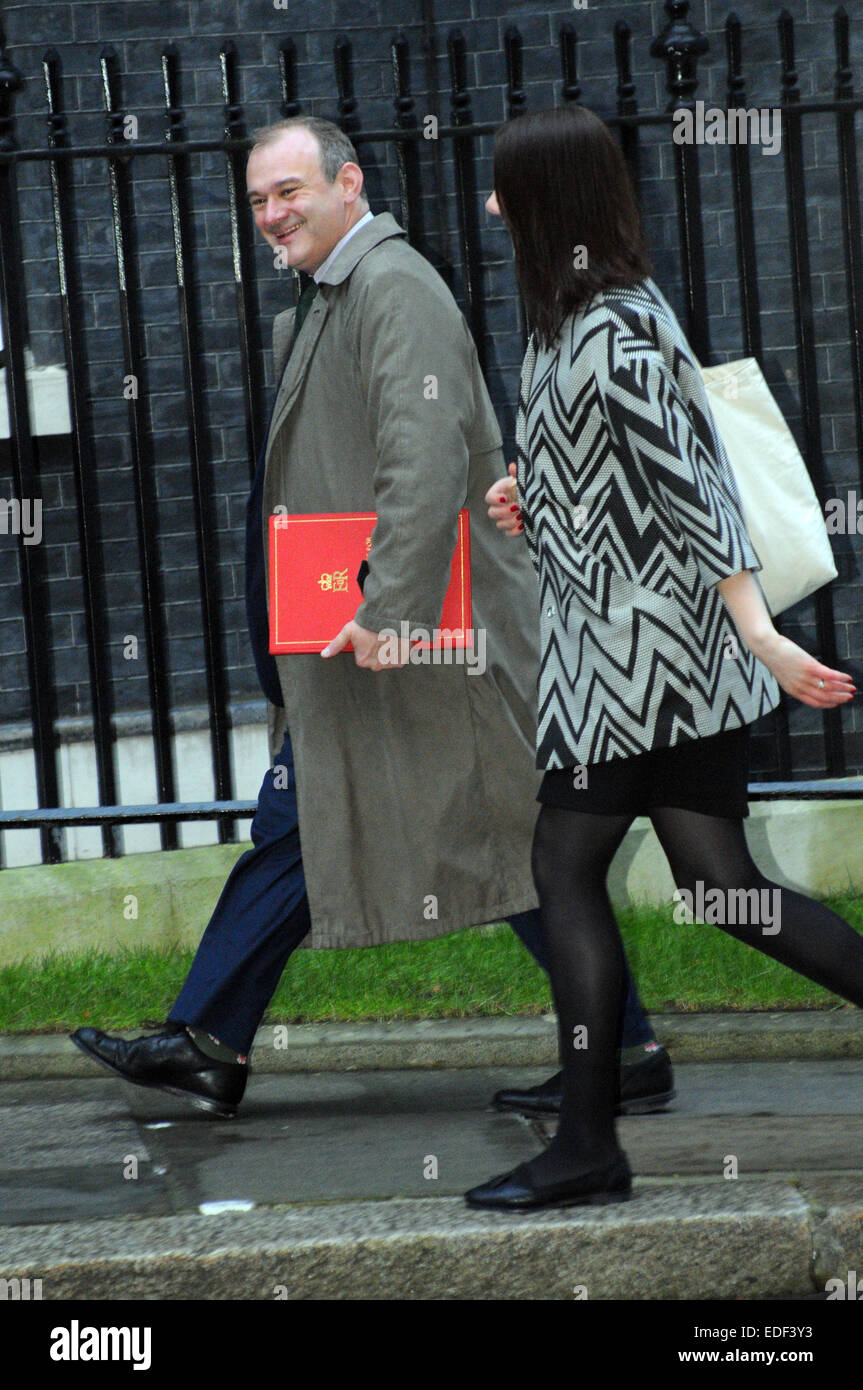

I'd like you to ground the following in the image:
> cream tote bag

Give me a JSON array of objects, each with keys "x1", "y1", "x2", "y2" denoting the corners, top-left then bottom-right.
[{"x1": 700, "y1": 357, "x2": 837, "y2": 615}]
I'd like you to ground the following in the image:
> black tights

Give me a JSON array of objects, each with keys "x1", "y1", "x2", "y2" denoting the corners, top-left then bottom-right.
[{"x1": 526, "y1": 804, "x2": 863, "y2": 1187}]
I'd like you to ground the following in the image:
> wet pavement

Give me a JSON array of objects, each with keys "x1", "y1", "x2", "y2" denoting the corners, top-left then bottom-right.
[{"x1": 3, "y1": 1059, "x2": 863, "y2": 1226}]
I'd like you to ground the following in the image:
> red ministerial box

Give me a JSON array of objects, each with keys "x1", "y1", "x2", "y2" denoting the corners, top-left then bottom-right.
[{"x1": 268, "y1": 510, "x2": 473, "y2": 654}]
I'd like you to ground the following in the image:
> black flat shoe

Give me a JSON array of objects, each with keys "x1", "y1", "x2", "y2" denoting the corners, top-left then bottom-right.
[
  {"x1": 464, "y1": 1152, "x2": 632, "y2": 1211},
  {"x1": 70, "y1": 1025, "x2": 246, "y2": 1118},
  {"x1": 492, "y1": 1047, "x2": 676, "y2": 1117}
]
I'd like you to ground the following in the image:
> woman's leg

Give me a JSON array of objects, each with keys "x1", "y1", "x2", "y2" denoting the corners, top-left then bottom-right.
[
  {"x1": 519, "y1": 804, "x2": 636, "y2": 1186},
  {"x1": 649, "y1": 806, "x2": 863, "y2": 1006},
  {"x1": 507, "y1": 907, "x2": 656, "y2": 1047}
]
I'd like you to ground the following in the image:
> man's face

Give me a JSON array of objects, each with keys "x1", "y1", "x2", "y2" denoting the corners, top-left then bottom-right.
[{"x1": 246, "y1": 129, "x2": 363, "y2": 274}]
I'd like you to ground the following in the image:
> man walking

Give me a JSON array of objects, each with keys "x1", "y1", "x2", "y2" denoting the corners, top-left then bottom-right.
[{"x1": 71, "y1": 117, "x2": 671, "y2": 1119}]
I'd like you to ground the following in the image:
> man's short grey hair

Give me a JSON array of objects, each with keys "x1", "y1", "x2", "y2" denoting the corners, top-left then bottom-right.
[{"x1": 249, "y1": 116, "x2": 369, "y2": 202}]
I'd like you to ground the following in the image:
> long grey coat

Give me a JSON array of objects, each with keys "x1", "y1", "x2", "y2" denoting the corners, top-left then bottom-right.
[{"x1": 260, "y1": 212, "x2": 544, "y2": 948}]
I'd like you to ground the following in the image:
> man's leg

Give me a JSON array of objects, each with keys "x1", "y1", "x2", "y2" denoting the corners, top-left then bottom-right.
[
  {"x1": 71, "y1": 728, "x2": 310, "y2": 1114},
  {"x1": 493, "y1": 908, "x2": 675, "y2": 1115},
  {"x1": 167, "y1": 730, "x2": 310, "y2": 1056}
]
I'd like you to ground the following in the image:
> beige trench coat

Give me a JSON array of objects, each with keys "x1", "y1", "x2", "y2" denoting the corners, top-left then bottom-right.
[{"x1": 260, "y1": 212, "x2": 543, "y2": 948}]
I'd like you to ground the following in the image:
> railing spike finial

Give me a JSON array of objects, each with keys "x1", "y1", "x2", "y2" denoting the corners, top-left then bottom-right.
[
  {"x1": 834, "y1": 5, "x2": 852, "y2": 96},
  {"x1": 559, "y1": 22, "x2": 580, "y2": 107},
  {"x1": 0, "y1": 21, "x2": 24, "y2": 153},
  {"x1": 650, "y1": 0, "x2": 709, "y2": 109},
  {"x1": 504, "y1": 25, "x2": 526, "y2": 117}
]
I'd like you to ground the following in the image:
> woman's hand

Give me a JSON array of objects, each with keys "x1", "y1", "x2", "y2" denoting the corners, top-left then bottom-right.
[
  {"x1": 750, "y1": 630, "x2": 856, "y2": 709},
  {"x1": 715, "y1": 570, "x2": 856, "y2": 708},
  {"x1": 485, "y1": 461, "x2": 523, "y2": 537}
]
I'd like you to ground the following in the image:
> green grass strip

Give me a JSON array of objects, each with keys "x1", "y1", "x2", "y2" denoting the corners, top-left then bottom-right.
[{"x1": 2, "y1": 892, "x2": 862, "y2": 1034}]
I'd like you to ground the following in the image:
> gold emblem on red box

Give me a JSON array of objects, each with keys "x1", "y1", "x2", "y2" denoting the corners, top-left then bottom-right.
[{"x1": 317, "y1": 568, "x2": 349, "y2": 592}]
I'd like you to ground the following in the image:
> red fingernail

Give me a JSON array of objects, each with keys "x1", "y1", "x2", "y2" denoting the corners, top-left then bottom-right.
[{"x1": 498, "y1": 496, "x2": 507, "y2": 503}]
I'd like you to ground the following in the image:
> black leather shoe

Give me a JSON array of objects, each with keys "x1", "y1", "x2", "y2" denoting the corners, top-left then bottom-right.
[
  {"x1": 618, "y1": 1047, "x2": 676, "y2": 1114},
  {"x1": 492, "y1": 1046, "x2": 675, "y2": 1117},
  {"x1": 465, "y1": 1151, "x2": 632, "y2": 1211},
  {"x1": 70, "y1": 1026, "x2": 247, "y2": 1118}
]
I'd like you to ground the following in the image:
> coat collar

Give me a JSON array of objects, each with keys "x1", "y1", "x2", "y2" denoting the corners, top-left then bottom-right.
[{"x1": 315, "y1": 211, "x2": 406, "y2": 285}]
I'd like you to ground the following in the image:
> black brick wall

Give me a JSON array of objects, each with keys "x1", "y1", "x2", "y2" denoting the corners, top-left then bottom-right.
[{"x1": 1, "y1": 0, "x2": 861, "y2": 777}]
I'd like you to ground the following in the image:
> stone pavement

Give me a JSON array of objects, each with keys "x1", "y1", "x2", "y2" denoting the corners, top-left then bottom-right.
[{"x1": 2, "y1": 1014, "x2": 863, "y2": 1299}]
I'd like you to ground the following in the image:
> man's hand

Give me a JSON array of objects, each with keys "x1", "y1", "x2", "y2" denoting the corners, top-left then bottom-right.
[
  {"x1": 321, "y1": 620, "x2": 411, "y2": 670},
  {"x1": 485, "y1": 461, "x2": 523, "y2": 536}
]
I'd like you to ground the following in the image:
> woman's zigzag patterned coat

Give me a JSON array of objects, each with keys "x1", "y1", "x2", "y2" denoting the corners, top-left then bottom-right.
[{"x1": 515, "y1": 278, "x2": 781, "y2": 771}]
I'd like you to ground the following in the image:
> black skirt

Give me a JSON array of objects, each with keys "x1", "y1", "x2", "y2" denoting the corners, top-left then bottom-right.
[{"x1": 536, "y1": 723, "x2": 751, "y2": 820}]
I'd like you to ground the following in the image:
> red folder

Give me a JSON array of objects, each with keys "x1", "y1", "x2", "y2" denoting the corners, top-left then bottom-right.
[{"x1": 268, "y1": 510, "x2": 473, "y2": 654}]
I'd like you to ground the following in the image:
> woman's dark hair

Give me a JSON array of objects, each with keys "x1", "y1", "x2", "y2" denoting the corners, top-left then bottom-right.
[{"x1": 492, "y1": 105, "x2": 652, "y2": 351}]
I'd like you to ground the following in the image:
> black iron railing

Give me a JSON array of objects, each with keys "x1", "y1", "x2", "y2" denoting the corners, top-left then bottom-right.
[{"x1": 0, "y1": 0, "x2": 861, "y2": 864}]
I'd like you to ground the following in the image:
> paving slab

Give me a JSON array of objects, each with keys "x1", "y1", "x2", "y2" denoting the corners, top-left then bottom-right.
[
  {"x1": 4, "y1": 1061, "x2": 863, "y2": 1221},
  {"x1": 2, "y1": 1056, "x2": 863, "y2": 1299},
  {"x1": 4, "y1": 1009, "x2": 863, "y2": 1083}
]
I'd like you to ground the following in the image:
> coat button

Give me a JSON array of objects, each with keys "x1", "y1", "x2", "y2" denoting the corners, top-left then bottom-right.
[{"x1": 546, "y1": 605, "x2": 555, "y2": 617}]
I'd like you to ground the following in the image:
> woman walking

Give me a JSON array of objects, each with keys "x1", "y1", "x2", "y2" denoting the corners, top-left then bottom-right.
[{"x1": 466, "y1": 104, "x2": 860, "y2": 1211}]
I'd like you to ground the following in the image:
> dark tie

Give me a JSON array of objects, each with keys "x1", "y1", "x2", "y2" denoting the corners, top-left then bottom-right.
[
  {"x1": 292, "y1": 271, "x2": 319, "y2": 344},
  {"x1": 245, "y1": 271, "x2": 320, "y2": 706}
]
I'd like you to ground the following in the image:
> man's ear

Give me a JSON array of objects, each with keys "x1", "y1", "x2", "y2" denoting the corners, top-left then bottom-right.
[{"x1": 339, "y1": 161, "x2": 365, "y2": 207}]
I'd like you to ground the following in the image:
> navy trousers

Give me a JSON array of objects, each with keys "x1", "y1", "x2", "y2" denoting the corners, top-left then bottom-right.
[{"x1": 168, "y1": 727, "x2": 653, "y2": 1054}]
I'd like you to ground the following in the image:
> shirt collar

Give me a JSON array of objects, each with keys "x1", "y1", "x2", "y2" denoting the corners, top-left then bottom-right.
[{"x1": 313, "y1": 209, "x2": 374, "y2": 284}]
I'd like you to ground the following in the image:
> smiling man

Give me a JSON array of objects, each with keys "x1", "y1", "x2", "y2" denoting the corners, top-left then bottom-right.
[
  {"x1": 244, "y1": 121, "x2": 409, "y2": 671},
  {"x1": 70, "y1": 116, "x2": 668, "y2": 1124},
  {"x1": 69, "y1": 116, "x2": 546, "y2": 1114}
]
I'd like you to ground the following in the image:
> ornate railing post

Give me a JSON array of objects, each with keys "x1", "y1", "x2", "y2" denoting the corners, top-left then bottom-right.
[
  {"x1": 391, "y1": 31, "x2": 420, "y2": 242},
  {"x1": 0, "y1": 23, "x2": 64, "y2": 863},
  {"x1": 650, "y1": 0, "x2": 711, "y2": 360},
  {"x1": 448, "y1": 28, "x2": 486, "y2": 371},
  {"x1": 614, "y1": 21, "x2": 640, "y2": 190}
]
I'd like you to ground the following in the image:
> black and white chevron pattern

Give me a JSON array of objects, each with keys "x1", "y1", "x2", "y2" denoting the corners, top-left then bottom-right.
[{"x1": 515, "y1": 278, "x2": 780, "y2": 770}]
